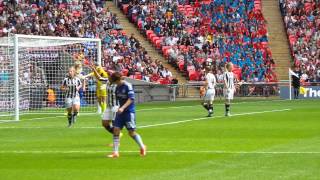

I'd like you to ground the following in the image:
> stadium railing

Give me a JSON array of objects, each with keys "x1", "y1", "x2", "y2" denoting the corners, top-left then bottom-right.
[
  {"x1": 129, "y1": 81, "x2": 286, "y2": 103},
  {"x1": 171, "y1": 82, "x2": 280, "y2": 99}
]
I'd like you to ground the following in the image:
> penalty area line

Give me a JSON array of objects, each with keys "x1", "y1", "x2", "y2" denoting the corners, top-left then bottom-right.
[{"x1": 0, "y1": 150, "x2": 318, "y2": 154}]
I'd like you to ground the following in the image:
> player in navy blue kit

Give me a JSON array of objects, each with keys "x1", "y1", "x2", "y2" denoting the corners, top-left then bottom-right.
[{"x1": 108, "y1": 72, "x2": 146, "y2": 158}]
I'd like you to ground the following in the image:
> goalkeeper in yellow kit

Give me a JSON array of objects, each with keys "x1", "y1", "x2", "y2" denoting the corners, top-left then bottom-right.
[{"x1": 84, "y1": 65, "x2": 109, "y2": 114}]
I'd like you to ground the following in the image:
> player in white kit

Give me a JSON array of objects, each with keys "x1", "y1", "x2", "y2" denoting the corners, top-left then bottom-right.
[
  {"x1": 202, "y1": 67, "x2": 217, "y2": 117},
  {"x1": 223, "y1": 63, "x2": 235, "y2": 117},
  {"x1": 61, "y1": 67, "x2": 82, "y2": 127}
]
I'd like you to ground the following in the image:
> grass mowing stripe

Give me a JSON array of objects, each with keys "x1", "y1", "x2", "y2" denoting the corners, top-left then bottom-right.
[
  {"x1": 0, "y1": 99, "x2": 289, "y2": 124},
  {"x1": 139, "y1": 108, "x2": 291, "y2": 128},
  {"x1": 0, "y1": 108, "x2": 291, "y2": 129},
  {"x1": 136, "y1": 99, "x2": 289, "y2": 112},
  {"x1": 0, "y1": 99, "x2": 292, "y2": 124},
  {"x1": 0, "y1": 150, "x2": 319, "y2": 154}
]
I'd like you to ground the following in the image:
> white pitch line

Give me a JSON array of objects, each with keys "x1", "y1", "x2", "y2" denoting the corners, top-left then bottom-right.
[
  {"x1": 0, "y1": 150, "x2": 319, "y2": 154},
  {"x1": 0, "y1": 99, "x2": 287, "y2": 122},
  {"x1": 0, "y1": 113, "x2": 95, "y2": 124},
  {"x1": 0, "y1": 109, "x2": 291, "y2": 129},
  {"x1": 136, "y1": 99, "x2": 288, "y2": 112}
]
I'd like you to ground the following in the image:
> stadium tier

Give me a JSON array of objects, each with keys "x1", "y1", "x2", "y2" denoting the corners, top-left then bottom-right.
[
  {"x1": 280, "y1": 0, "x2": 320, "y2": 83},
  {"x1": 120, "y1": 0, "x2": 277, "y2": 82},
  {"x1": 0, "y1": 0, "x2": 173, "y2": 84}
]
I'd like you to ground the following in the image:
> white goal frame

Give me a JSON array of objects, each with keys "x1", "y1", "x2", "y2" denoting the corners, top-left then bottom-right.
[{"x1": 6, "y1": 34, "x2": 102, "y2": 122}]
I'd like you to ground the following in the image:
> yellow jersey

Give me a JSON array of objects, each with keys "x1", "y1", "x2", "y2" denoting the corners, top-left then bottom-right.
[{"x1": 89, "y1": 66, "x2": 109, "y2": 91}]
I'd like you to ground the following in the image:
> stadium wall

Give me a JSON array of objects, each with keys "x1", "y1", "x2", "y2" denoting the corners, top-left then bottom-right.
[{"x1": 124, "y1": 78, "x2": 174, "y2": 103}]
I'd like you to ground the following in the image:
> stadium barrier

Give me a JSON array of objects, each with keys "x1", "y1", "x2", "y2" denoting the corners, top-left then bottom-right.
[
  {"x1": 172, "y1": 82, "x2": 279, "y2": 100},
  {"x1": 123, "y1": 79, "x2": 282, "y2": 103}
]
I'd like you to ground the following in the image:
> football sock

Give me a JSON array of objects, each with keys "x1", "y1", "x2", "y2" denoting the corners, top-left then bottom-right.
[
  {"x1": 105, "y1": 125, "x2": 114, "y2": 134},
  {"x1": 132, "y1": 134, "x2": 144, "y2": 149},
  {"x1": 72, "y1": 111, "x2": 78, "y2": 122},
  {"x1": 67, "y1": 113, "x2": 72, "y2": 124},
  {"x1": 202, "y1": 103, "x2": 209, "y2": 111},
  {"x1": 113, "y1": 135, "x2": 120, "y2": 153},
  {"x1": 72, "y1": 111, "x2": 78, "y2": 118},
  {"x1": 208, "y1": 104, "x2": 213, "y2": 113},
  {"x1": 225, "y1": 104, "x2": 230, "y2": 113}
]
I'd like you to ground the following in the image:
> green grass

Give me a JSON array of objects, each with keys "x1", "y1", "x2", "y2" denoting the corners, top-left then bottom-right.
[{"x1": 0, "y1": 99, "x2": 320, "y2": 180}]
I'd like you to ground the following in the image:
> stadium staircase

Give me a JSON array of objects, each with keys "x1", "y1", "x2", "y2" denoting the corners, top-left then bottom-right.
[
  {"x1": 105, "y1": 1, "x2": 199, "y2": 97},
  {"x1": 261, "y1": 0, "x2": 292, "y2": 80}
]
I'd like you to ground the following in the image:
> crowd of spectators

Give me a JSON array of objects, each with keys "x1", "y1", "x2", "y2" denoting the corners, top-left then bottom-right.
[
  {"x1": 0, "y1": 0, "x2": 173, "y2": 84},
  {"x1": 101, "y1": 31, "x2": 173, "y2": 82},
  {"x1": 121, "y1": 0, "x2": 277, "y2": 82},
  {"x1": 280, "y1": 0, "x2": 320, "y2": 82}
]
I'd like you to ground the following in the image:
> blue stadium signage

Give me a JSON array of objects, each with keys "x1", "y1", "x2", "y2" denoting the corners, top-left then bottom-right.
[{"x1": 280, "y1": 86, "x2": 320, "y2": 99}]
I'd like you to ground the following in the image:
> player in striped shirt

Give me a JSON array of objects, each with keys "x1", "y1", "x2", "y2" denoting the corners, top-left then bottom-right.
[
  {"x1": 223, "y1": 62, "x2": 236, "y2": 117},
  {"x1": 88, "y1": 64, "x2": 123, "y2": 145},
  {"x1": 61, "y1": 67, "x2": 82, "y2": 127}
]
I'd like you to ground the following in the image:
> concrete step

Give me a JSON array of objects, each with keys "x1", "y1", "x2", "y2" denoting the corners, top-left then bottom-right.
[{"x1": 262, "y1": 0, "x2": 291, "y2": 80}]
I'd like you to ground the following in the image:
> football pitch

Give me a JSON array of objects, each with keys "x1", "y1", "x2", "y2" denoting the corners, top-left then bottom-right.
[{"x1": 0, "y1": 99, "x2": 319, "y2": 180}]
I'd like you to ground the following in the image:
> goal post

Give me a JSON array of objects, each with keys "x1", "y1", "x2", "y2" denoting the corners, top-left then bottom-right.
[{"x1": 0, "y1": 34, "x2": 102, "y2": 122}]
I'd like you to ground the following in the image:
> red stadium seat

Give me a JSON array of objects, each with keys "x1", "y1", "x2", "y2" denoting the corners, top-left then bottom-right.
[
  {"x1": 122, "y1": 4, "x2": 129, "y2": 14},
  {"x1": 134, "y1": 72, "x2": 142, "y2": 80},
  {"x1": 137, "y1": 20, "x2": 143, "y2": 29},
  {"x1": 178, "y1": 61, "x2": 184, "y2": 71},
  {"x1": 155, "y1": 39, "x2": 163, "y2": 49},
  {"x1": 178, "y1": 7, "x2": 184, "y2": 12},
  {"x1": 110, "y1": 30, "x2": 118, "y2": 36},
  {"x1": 152, "y1": 36, "x2": 160, "y2": 45},
  {"x1": 149, "y1": 33, "x2": 156, "y2": 41},
  {"x1": 189, "y1": 71, "x2": 199, "y2": 81},
  {"x1": 121, "y1": 69, "x2": 129, "y2": 76},
  {"x1": 186, "y1": 7, "x2": 194, "y2": 12},
  {"x1": 196, "y1": 58, "x2": 205, "y2": 64},
  {"x1": 146, "y1": 30, "x2": 153, "y2": 37},
  {"x1": 178, "y1": 45, "x2": 187, "y2": 50},
  {"x1": 159, "y1": 78, "x2": 171, "y2": 85},
  {"x1": 162, "y1": 46, "x2": 171, "y2": 56},
  {"x1": 147, "y1": 31, "x2": 155, "y2": 40}
]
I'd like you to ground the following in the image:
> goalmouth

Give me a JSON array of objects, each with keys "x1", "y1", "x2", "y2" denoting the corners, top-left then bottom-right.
[{"x1": 0, "y1": 34, "x2": 102, "y2": 122}]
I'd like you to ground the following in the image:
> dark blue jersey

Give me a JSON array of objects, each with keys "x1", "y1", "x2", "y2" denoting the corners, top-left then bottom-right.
[{"x1": 116, "y1": 81, "x2": 135, "y2": 113}]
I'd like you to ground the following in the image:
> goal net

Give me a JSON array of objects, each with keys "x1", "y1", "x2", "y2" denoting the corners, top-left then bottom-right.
[{"x1": 0, "y1": 34, "x2": 101, "y2": 122}]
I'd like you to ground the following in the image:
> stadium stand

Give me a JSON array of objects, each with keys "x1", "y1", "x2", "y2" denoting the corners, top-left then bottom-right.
[
  {"x1": 0, "y1": 0, "x2": 174, "y2": 84},
  {"x1": 119, "y1": 0, "x2": 277, "y2": 82},
  {"x1": 280, "y1": 0, "x2": 320, "y2": 82}
]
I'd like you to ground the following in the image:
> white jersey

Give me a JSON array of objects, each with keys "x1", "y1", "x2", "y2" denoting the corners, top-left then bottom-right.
[
  {"x1": 205, "y1": 73, "x2": 216, "y2": 89},
  {"x1": 223, "y1": 71, "x2": 235, "y2": 90},
  {"x1": 204, "y1": 72, "x2": 216, "y2": 102}
]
